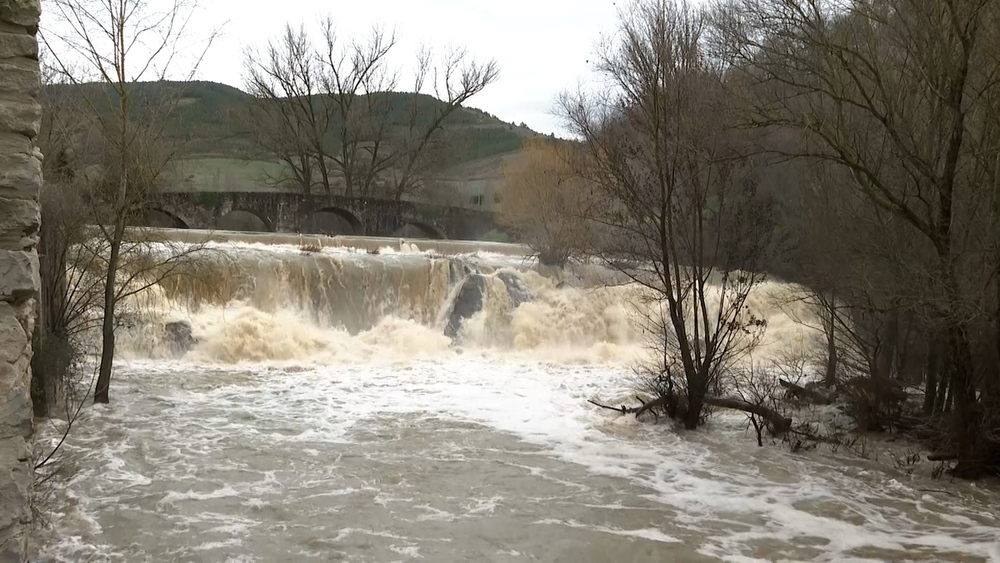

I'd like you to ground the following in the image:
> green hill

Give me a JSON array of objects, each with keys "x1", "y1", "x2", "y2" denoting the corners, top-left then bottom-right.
[{"x1": 47, "y1": 81, "x2": 536, "y2": 170}]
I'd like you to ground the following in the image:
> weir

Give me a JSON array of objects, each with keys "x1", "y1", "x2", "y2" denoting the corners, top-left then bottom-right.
[
  {"x1": 108, "y1": 230, "x2": 820, "y2": 367},
  {"x1": 119, "y1": 236, "x2": 646, "y2": 363},
  {"x1": 134, "y1": 227, "x2": 533, "y2": 256}
]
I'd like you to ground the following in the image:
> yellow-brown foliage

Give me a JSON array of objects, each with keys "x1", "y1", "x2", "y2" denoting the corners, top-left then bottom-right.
[{"x1": 499, "y1": 139, "x2": 594, "y2": 266}]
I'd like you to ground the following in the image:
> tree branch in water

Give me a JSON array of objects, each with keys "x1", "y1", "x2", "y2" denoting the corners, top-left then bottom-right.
[{"x1": 591, "y1": 394, "x2": 791, "y2": 434}]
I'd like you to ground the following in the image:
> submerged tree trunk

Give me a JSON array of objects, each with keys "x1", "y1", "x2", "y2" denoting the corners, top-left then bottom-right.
[
  {"x1": 628, "y1": 393, "x2": 792, "y2": 434},
  {"x1": 683, "y1": 364, "x2": 710, "y2": 430},
  {"x1": 948, "y1": 323, "x2": 982, "y2": 477},
  {"x1": 94, "y1": 216, "x2": 125, "y2": 404},
  {"x1": 683, "y1": 392, "x2": 704, "y2": 430}
]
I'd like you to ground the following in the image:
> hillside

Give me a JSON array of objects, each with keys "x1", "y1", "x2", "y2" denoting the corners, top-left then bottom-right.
[{"x1": 46, "y1": 81, "x2": 538, "y2": 171}]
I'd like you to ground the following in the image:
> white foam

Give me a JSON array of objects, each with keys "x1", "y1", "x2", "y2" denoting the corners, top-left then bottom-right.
[
  {"x1": 535, "y1": 518, "x2": 680, "y2": 543},
  {"x1": 36, "y1": 355, "x2": 1000, "y2": 561},
  {"x1": 389, "y1": 545, "x2": 422, "y2": 558},
  {"x1": 157, "y1": 486, "x2": 241, "y2": 507}
]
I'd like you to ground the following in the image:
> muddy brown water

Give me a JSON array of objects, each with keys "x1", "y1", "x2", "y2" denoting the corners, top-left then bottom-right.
[{"x1": 31, "y1": 239, "x2": 1000, "y2": 562}]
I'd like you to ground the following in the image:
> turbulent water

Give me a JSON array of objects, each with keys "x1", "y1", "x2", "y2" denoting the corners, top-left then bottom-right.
[{"x1": 32, "y1": 234, "x2": 1000, "y2": 562}]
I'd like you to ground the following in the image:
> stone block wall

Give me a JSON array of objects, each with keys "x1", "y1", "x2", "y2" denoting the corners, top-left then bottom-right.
[{"x1": 0, "y1": 0, "x2": 41, "y2": 560}]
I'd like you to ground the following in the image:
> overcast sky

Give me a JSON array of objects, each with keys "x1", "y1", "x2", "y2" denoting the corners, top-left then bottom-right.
[{"x1": 190, "y1": 1, "x2": 620, "y2": 136}]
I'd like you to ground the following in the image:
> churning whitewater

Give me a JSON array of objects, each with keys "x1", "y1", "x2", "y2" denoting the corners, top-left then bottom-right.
[{"x1": 33, "y1": 235, "x2": 1000, "y2": 562}]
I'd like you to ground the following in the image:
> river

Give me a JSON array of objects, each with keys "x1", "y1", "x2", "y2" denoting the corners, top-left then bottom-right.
[{"x1": 31, "y1": 234, "x2": 1000, "y2": 562}]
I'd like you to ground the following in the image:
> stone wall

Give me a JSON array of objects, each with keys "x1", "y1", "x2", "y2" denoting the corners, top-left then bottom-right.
[{"x1": 0, "y1": 0, "x2": 41, "y2": 560}]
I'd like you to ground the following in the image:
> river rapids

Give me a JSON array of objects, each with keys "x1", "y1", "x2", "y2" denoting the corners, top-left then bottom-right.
[{"x1": 30, "y1": 233, "x2": 1000, "y2": 562}]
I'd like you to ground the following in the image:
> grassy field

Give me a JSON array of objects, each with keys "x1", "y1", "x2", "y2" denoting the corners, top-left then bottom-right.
[{"x1": 170, "y1": 158, "x2": 290, "y2": 192}]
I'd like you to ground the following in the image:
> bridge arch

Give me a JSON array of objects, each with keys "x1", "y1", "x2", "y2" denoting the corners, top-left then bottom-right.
[
  {"x1": 304, "y1": 207, "x2": 364, "y2": 236},
  {"x1": 393, "y1": 221, "x2": 446, "y2": 240},
  {"x1": 217, "y1": 209, "x2": 273, "y2": 232},
  {"x1": 139, "y1": 208, "x2": 189, "y2": 229}
]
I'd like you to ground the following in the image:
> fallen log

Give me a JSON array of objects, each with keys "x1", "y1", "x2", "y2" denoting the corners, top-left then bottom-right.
[
  {"x1": 590, "y1": 393, "x2": 791, "y2": 434},
  {"x1": 779, "y1": 379, "x2": 832, "y2": 405},
  {"x1": 705, "y1": 396, "x2": 793, "y2": 433},
  {"x1": 927, "y1": 452, "x2": 958, "y2": 462},
  {"x1": 634, "y1": 396, "x2": 669, "y2": 420},
  {"x1": 587, "y1": 399, "x2": 640, "y2": 415}
]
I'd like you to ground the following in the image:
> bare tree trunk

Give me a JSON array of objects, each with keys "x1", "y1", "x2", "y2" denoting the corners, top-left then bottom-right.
[
  {"x1": 877, "y1": 311, "x2": 898, "y2": 381},
  {"x1": 897, "y1": 316, "x2": 915, "y2": 383},
  {"x1": 317, "y1": 155, "x2": 332, "y2": 199},
  {"x1": 684, "y1": 365, "x2": 709, "y2": 430},
  {"x1": 945, "y1": 377, "x2": 955, "y2": 414},
  {"x1": 949, "y1": 322, "x2": 981, "y2": 477},
  {"x1": 94, "y1": 216, "x2": 124, "y2": 404},
  {"x1": 824, "y1": 299, "x2": 838, "y2": 387},
  {"x1": 683, "y1": 393, "x2": 704, "y2": 430},
  {"x1": 924, "y1": 340, "x2": 942, "y2": 415},
  {"x1": 32, "y1": 212, "x2": 68, "y2": 417},
  {"x1": 937, "y1": 362, "x2": 952, "y2": 415}
]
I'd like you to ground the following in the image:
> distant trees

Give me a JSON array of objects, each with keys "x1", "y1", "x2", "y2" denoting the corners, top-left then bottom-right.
[
  {"x1": 562, "y1": 0, "x2": 776, "y2": 429},
  {"x1": 715, "y1": 0, "x2": 1000, "y2": 473},
  {"x1": 498, "y1": 139, "x2": 594, "y2": 266},
  {"x1": 241, "y1": 22, "x2": 499, "y2": 208}
]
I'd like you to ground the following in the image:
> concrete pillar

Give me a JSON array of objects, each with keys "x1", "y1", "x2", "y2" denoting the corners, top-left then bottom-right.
[{"x1": 0, "y1": 0, "x2": 41, "y2": 560}]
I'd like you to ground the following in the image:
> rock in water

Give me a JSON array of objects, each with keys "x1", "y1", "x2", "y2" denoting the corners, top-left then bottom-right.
[
  {"x1": 164, "y1": 321, "x2": 196, "y2": 358},
  {"x1": 496, "y1": 271, "x2": 533, "y2": 308},
  {"x1": 449, "y1": 258, "x2": 476, "y2": 286},
  {"x1": 445, "y1": 274, "x2": 486, "y2": 339}
]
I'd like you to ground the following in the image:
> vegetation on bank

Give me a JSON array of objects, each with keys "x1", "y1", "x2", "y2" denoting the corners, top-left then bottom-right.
[
  {"x1": 498, "y1": 139, "x2": 594, "y2": 266},
  {"x1": 500, "y1": 0, "x2": 1000, "y2": 479}
]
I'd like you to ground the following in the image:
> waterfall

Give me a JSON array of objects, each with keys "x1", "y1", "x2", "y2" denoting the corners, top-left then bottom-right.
[{"x1": 108, "y1": 233, "x2": 819, "y2": 366}]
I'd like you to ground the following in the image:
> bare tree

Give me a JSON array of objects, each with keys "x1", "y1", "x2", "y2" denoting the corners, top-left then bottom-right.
[
  {"x1": 714, "y1": 0, "x2": 1000, "y2": 475},
  {"x1": 387, "y1": 45, "x2": 500, "y2": 202},
  {"x1": 562, "y1": 0, "x2": 776, "y2": 429},
  {"x1": 242, "y1": 24, "x2": 333, "y2": 200},
  {"x1": 43, "y1": 0, "x2": 216, "y2": 403},
  {"x1": 242, "y1": 21, "x2": 499, "y2": 211},
  {"x1": 317, "y1": 21, "x2": 399, "y2": 200}
]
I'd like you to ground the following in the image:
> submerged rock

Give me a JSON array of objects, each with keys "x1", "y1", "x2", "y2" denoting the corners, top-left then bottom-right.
[
  {"x1": 445, "y1": 274, "x2": 486, "y2": 339},
  {"x1": 496, "y1": 270, "x2": 533, "y2": 308},
  {"x1": 444, "y1": 271, "x2": 534, "y2": 341},
  {"x1": 164, "y1": 321, "x2": 196, "y2": 358},
  {"x1": 448, "y1": 258, "x2": 477, "y2": 286}
]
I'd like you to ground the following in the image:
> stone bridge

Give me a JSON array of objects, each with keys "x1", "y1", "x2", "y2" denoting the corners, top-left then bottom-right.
[{"x1": 143, "y1": 192, "x2": 502, "y2": 240}]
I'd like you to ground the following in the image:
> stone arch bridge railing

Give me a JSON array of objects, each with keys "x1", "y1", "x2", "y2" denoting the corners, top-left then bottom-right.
[{"x1": 143, "y1": 192, "x2": 501, "y2": 241}]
